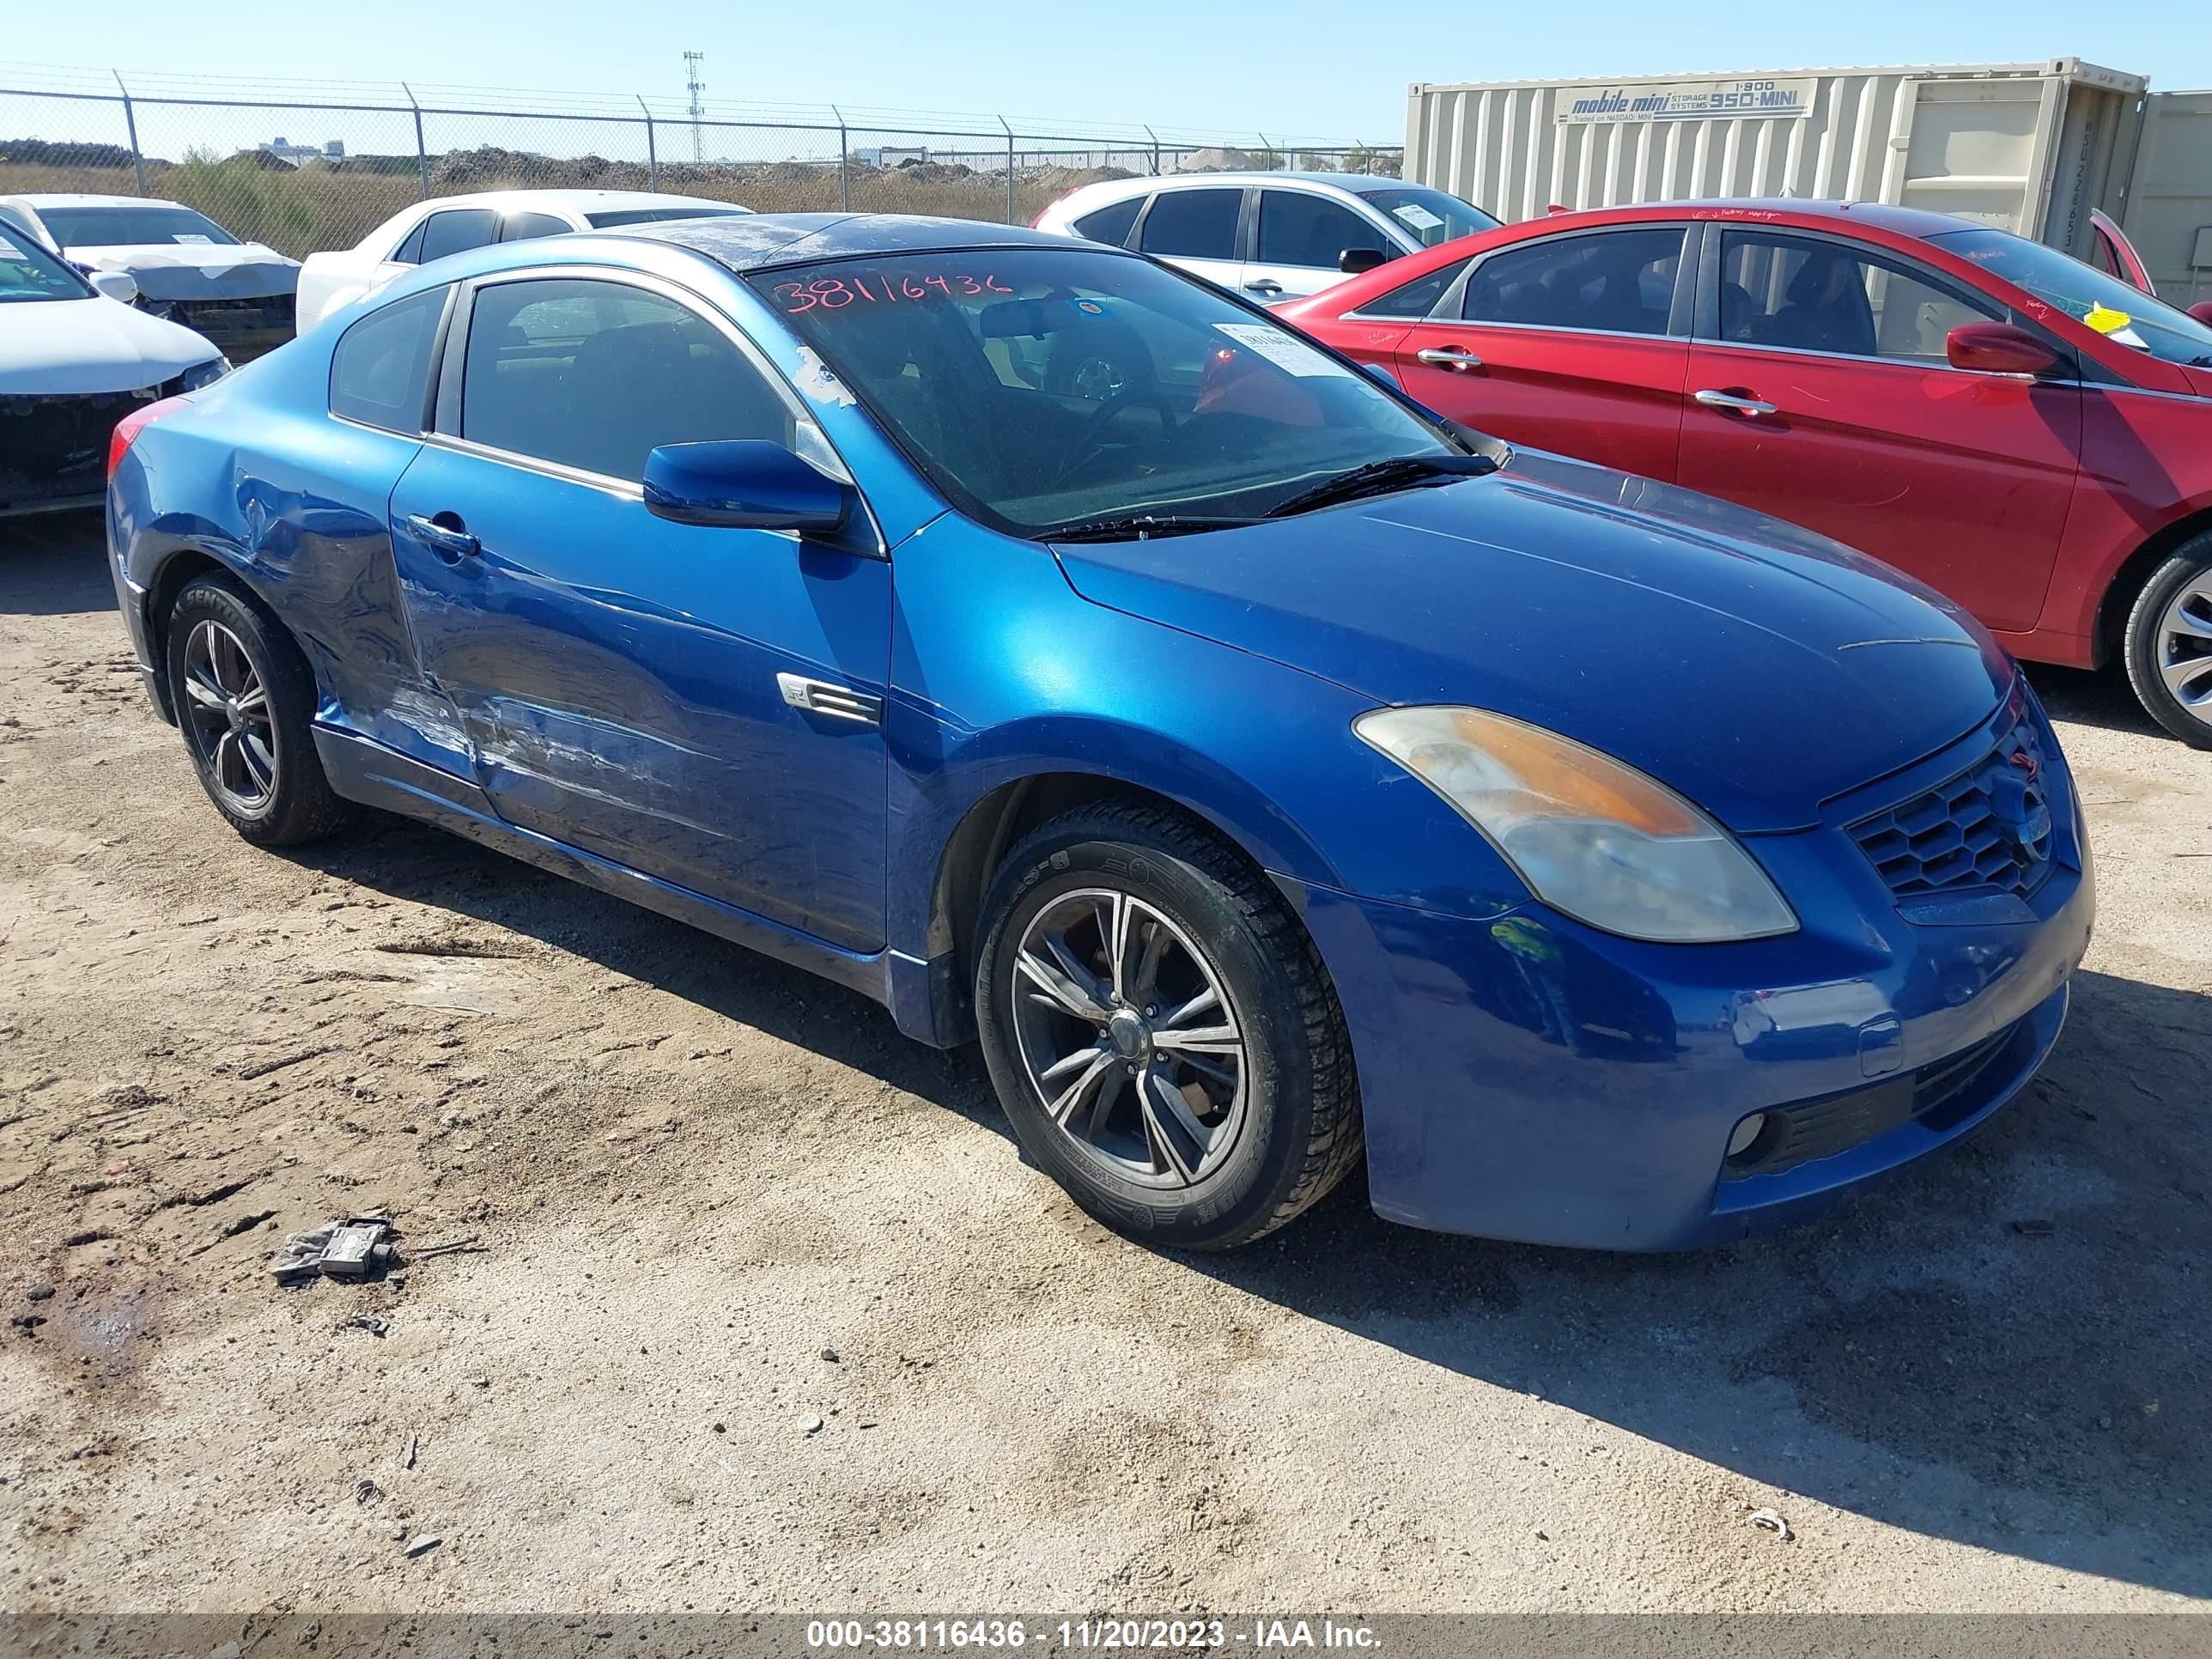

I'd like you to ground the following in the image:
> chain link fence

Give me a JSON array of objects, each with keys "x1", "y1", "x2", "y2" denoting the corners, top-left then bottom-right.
[{"x1": 0, "y1": 66, "x2": 1402, "y2": 259}]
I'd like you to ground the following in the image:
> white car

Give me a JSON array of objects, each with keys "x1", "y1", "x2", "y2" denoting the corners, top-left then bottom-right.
[
  {"x1": 0, "y1": 228, "x2": 227, "y2": 515},
  {"x1": 0, "y1": 193, "x2": 300, "y2": 362},
  {"x1": 295, "y1": 189, "x2": 753, "y2": 333},
  {"x1": 1033, "y1": 172, "x2": 1498, "y2": 303}
]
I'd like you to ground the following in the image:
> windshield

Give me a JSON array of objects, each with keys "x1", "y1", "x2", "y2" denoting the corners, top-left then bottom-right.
[
  {"x1": 1928, "y1": 226, "x2": 2212, "y2": 368},
  {"x1": 586, "y1": 206, "x2": 750, "y2": 228},
  {"x1": 753, "y1": 246, "x2": 1455, "y2": 537},
  {"x1": 40, "y1": 205, "x2": 242, "y2": 248},
  {"x1": 0, "y1": 230, "x2": 91, "y2": 302},
  {"x1": 1348, "y1": 184, "x2": 1499, "y2": 248}
]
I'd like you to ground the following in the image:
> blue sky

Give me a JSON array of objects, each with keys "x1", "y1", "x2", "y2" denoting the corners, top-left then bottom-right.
[{"x1": 7, "y1": 1, "x2": 2207, "y2": 142}]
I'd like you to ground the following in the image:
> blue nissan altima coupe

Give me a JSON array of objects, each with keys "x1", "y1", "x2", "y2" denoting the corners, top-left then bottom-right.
[{"x1": 105, "y1": 214, "x2": 2093, "y2": 1251}]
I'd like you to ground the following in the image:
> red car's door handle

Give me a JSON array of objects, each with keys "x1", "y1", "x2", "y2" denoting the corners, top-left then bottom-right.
[
  {"x1": 1693, "y1": 388, "x2": 1778, "y2": 417},
  {"x1": 1416, "y1": 345, "x2": 1482, "y2": 372}
]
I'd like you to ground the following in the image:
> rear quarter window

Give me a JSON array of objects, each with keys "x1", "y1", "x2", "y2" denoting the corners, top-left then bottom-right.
[
  {"x1": 329, "y1": 284, "x2": 452, "y2": 433},
  {"x1": 1070, "y1": 198, "x2": 1142, "y2": 247}
]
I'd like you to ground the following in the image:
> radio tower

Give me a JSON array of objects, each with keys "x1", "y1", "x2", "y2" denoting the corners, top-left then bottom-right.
[{"x1": 684, "y1": 50, "x2": 706, "y2": 164}]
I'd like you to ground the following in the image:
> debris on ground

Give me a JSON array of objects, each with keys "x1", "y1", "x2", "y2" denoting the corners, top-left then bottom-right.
[
  {"x1": 337, "y1": 1313, "x2": 390, "y2": 1338},
  {"x1": 1747, "y1": 1507, "x2": 1795, "y2": 1541},
  {"x1": 819, "y1": 1346, "x2": 840, "y2": 1363},
  {"x1": 403, "y1": 1534, "x2": 442, "y2": 1558},
  {"x1": 270, "y1": 1214, "x2": 398, "y2": 1284},
  {"x1": 409, "y1": 1234, "x2": 483, "y2": 1261},
  {"x1": 801, "y1": 1414, "x2": 825, "y2": 1435},
  {"x1": 404, "y1": 1431, "x2": 420, "y2": 1470},
  {"x1": 2011, "y1": 1218, "x2": 2057, "y2": 1237}
]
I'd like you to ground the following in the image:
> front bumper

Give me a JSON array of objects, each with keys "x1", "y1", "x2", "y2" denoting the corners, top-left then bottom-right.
[
  {"x1": 140, "y1": 292, "x2": 296, "y2": 362},
  {"x1": 2, "y1": 386, "x2": 174, "y2": 515},
  {"x1": 1293, "y1": 695, "x2": 2094, "y2": 1250}
]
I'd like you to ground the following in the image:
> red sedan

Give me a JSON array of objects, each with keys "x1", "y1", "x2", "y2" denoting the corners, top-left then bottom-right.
[{"x1": 1279, "y1": 200, "x2": 2212, "y2": 747}]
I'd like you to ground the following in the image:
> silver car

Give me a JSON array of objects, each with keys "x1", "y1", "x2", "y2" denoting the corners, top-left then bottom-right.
[{"x1": 1033, "y1": 171, "x2": 1498, "y2": 303}]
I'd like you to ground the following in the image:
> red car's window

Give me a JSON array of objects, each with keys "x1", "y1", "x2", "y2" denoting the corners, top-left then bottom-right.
[
  {"x1": 1461, "y1": 228, "x2": 1684, "y2": 337},
  {"x1": 1354, "y1": 257, "x2": 1472, "y2": 319},
  {"x1": 1716, "y1": 231, "x2": 1992, "y2": 362}
]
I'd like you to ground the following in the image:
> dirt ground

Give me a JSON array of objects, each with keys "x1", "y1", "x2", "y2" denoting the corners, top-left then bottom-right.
[{"x1": 3, "y1": 507, "x2": 2209, "y2": 1615}]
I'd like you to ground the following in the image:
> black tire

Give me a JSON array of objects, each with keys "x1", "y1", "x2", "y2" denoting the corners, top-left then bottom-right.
[
  {"x1": 973, "y1": 803, "x2": 1361, "y2": 1250},
  {"x1": 2122, "y1": 534, "x2": 2212, "y2": 749},
  {"x1": 164, "y1": 575, "x2": 352, "y2": 846}
]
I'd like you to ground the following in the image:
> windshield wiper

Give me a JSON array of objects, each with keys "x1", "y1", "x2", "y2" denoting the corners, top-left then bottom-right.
[
  {"x1": 1263, "y1": 453, "x2": 1498, "y2": 520},
  {"x1": 1038, "y1": 513, "x2": 1258, "y2": 544}
]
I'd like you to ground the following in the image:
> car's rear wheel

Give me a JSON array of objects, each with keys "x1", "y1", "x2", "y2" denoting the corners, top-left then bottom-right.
[
  {"x1": 165, "y1": 575, "x2": 351, "y2": 845},
  {"x1": 2124, "y1": 533, "x2": 2212, "y2": 750},
  {"x1": 973, "y1": 803, "x2": 1361, "y2": 1249}
]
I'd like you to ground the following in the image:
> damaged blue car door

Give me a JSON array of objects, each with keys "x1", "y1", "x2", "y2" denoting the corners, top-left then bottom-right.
[{"x1": 384, "y1": 266, "x2": 892, "y2": 951}]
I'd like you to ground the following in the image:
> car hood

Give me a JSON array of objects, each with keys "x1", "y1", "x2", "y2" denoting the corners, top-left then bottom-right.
[
  {"x1": 63, "y1": 241, "x2": 300, "y2": 301},
  {"x1": 0, "y1": 295, "x2": 219, "y2": 395},
  {"x1": 1051, "y1": 449, "x2": 2013, "y2": 834}
]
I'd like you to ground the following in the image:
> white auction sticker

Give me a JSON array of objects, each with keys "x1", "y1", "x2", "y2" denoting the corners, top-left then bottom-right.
[
  {"x1": 1392, "y1": 204, "x2": 1445, "y2": 231},
  {"x1": 1213, "y1": 322, "x2": 1351, "y2": 378}
]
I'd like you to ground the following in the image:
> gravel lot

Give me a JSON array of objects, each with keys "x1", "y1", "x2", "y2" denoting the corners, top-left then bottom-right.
[{"x1": 3, "y1": 508, "x2": 2209, "y2": 1614}]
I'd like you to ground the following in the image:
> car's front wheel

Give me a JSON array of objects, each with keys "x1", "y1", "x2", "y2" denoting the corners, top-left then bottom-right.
[
  {"x1": 165, "y1": 574, "x2": 352, "y2": 845},
  {"x1": 973, "y1": 803, "x2": 1361, "y2": 1250},
  {"x1": 2124, "y1": 532, "x2": 2212, "y2": 750}
]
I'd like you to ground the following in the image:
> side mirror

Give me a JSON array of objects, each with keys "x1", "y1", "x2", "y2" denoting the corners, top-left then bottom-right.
[
  {"x1": 88, "y1": 269, "x2": 139, "y2": 305},
  {"x1": 2189, "y1": 301, "x2": 2212, "y2": 327},
  {"x1": 642, "y1": 440, "x2": 853, "y2": 534},
  {"x1": 1338, "y1": 246, "x2": 1390, "y2": 275},
  {"x1": 1945, "y1": 322, "x2": 2059, "y2": 377}
]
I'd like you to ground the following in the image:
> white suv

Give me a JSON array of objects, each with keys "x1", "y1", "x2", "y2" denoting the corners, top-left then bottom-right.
[{"x1": 1033, "y1": 172, "x2": 1498, "y2": 303}]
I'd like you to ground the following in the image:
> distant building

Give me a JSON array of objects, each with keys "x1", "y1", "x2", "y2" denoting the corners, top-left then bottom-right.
[{"x1": 252, "y1": 137, "x2": 346, "y2": 167}]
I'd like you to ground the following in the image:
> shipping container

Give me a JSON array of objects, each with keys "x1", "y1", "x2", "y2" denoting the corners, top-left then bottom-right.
[{"x1": 1406, "y1": 59, "x2": 2148, "y2": 264}]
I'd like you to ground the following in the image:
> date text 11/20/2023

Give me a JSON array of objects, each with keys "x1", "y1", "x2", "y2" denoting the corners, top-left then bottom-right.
[{"x1": 804, "y1": 1620, "x2": 1381, "y2": 1650}]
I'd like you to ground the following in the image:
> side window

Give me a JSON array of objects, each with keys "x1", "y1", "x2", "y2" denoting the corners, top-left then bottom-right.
[
  {"x1": 2087, "y1": 231, "x2": 2122, "y2": 279},
  {"x1": 329, "y1": 284, "x2": 450, "y2": 433},
  {"x1": 1070, "y1": 197, "x2": 1142, "y2": 248},
  {"x1": 459, "y1": 277, "x2": 797, "y2": 482},
  {"x1": 1715, "y1": 231, "x2": 1996, "y2": 361},
  {"x1": 500, "y1": 210, "x2": 574, "y2": 244},
  {"x1": 391, "y1": 220, "x2": 428, "y2": 265},
  {"x1": 1138, "y1": 189, "x2": 1242, "y2": 261},
  {"x1": 1462, "y1": 228, "x2": 1684, "y2": 336},
  {"x1": 416, "y1": 208, "x2": 500, "y2": 264},
  {"x1": 1256, "y1": 191, "x2": 1386, "y2": 270},
  {"x1": 1356, "y1": 257, "x2": 1472, "y2": 319}
]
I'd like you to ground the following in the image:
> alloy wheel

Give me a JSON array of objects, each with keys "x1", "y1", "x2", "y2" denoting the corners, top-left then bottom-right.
[
  {"x1": 2156, "y1": 571, "x2": 2212, "y2": 730},
  {"x1": 179, "y1": 619, "x2": 279, "y2": 814},
  {"x1": 1008, "y1": 887, "x2": 1248, "y2": 1188}
]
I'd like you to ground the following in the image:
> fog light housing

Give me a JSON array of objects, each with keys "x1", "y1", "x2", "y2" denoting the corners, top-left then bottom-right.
[{"x1": 1726, "y1": 1112, "x2": 1769, "y2": 1162}]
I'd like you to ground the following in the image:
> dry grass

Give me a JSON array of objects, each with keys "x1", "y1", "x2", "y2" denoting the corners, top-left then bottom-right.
[{"x1": 0, "y1": 152, "x2": 1129, "y2": 257}]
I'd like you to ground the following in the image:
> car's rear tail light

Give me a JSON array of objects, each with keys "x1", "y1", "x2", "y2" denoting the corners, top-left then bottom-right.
[{"x1": 107, "y1": 395, "x2": 188, "y2": 479}]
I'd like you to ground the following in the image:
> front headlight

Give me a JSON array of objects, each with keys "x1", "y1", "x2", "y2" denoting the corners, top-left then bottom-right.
[
  {"x1": 1354, "y1": 706, "x2": 1797, "y2": 943},
  {"x1": 179, "y1": 356, "x2": 232, "y2": 392}
]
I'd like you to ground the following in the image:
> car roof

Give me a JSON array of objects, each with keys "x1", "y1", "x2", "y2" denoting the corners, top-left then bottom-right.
[
  {"x1": 406, "y1": 188, "x2": 747, "y2": 214},
  {"x1": 7, "y1": 193, "x2": 191, "y2": 210},
  {"x1": 1539, "y1": 198, "x2": 1979, "y2": 239},
  {"x1": 617, "y1": 212, "x2": 1098, "y2": 272}
]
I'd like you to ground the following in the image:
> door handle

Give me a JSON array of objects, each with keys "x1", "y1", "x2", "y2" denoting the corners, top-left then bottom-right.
[
  {"x1": 404, "y1": 513, "x2": 480, "y2": 561},
  {"x1": 1692, "y1": 389, "x2": 1778, "y2": 417},
  {"x1": 1243, "y1": 279, "x2": 1284, "y2": 296},
  {"x1": 1416, "y1": 345, "x2": 1483, "y2": 372}
]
